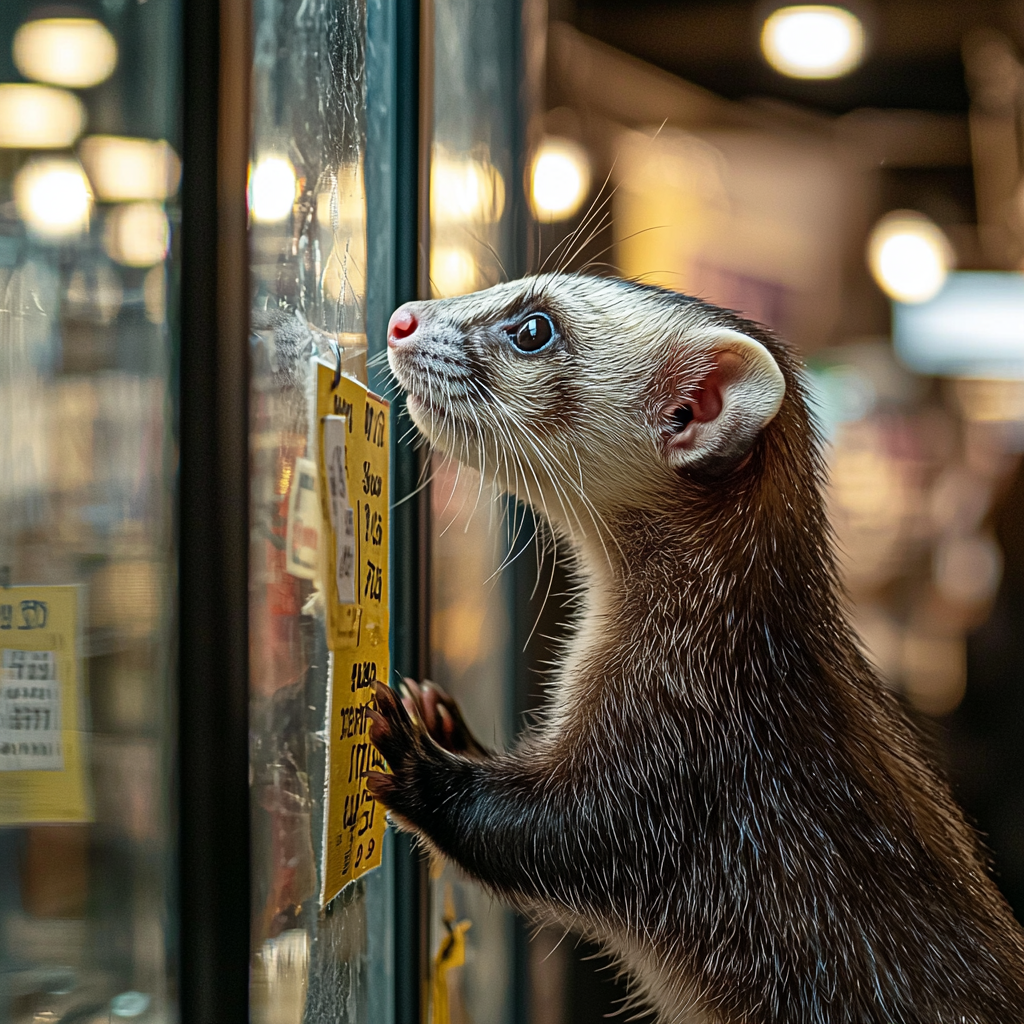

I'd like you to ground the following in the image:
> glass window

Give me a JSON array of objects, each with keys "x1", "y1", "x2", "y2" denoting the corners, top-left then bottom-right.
[
  {"x1": 0, "y1": 2, "x2": 180, "y2": 1021},
  {"x1": 426, "y1": 0, "x2": 526, "y2": 1021},
  {"x1": 247, "y1": 1, "x2": 395, "y2": 1021}
]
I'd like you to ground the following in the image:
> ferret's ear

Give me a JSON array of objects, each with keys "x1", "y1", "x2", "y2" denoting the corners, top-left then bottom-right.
[{"x1": 662, "y1": 330, "x2": 785, "y2": 476}]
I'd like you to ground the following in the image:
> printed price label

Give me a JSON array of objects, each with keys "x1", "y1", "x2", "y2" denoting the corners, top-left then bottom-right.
[
  {"x1": 1, "y1": 651, "x2": 62, "y2": 771},
  {"x1": 316, "y1": 363, "x2": 390, "y2": 902},
  {"x1": 0, "y1": 586, "x2": 91, "y2": 824}
]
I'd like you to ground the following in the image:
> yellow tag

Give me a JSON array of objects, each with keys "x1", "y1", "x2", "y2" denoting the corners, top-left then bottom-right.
[
  {"x1": 0, "y1": 585, "x2": 91, "y2": 825},
  {"x1": 430, "y1": 886, "x2": 471, "y2": 1024},
  {"x1": 317, "y1": 364, "x2": 391, "y2": 903}
]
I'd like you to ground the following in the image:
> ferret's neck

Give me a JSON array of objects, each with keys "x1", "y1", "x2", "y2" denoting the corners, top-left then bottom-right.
[{"x1": 571, "y1": 481, "x2": 849, "y2": 692}]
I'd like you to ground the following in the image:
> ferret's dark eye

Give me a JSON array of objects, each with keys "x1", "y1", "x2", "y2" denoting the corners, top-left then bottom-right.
[{"x1": 510, "y1": 314, "x2": 553, "y2": 353}]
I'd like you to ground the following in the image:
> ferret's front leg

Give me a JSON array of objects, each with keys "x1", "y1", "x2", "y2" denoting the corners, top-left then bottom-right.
[{"x1": 366, "y1": 681, "x2": 588, "y2": 908}]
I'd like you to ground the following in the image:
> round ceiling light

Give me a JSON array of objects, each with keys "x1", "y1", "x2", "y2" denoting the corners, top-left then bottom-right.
[
  {"x1": 14, "y1": 17, "x2": 118, "y2": 89},
  {"x1": 14, "y1": 158, "x2": 93, "y2": 239},
  {"x1": 867, "y1": 210, "x2": 953, "y2": 305},
  {"x1": 761, "y1": 5, "x2": 866, "y2": 79},
  {"x1": 530, "y1": 137, "x2": 591, "y2": 222}
]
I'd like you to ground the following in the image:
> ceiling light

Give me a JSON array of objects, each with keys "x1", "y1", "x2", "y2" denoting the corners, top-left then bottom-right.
[
  {"x1": 14, "y1": 18, "x2": 118, "y2": 89},
  {"x1": 868, "y1": 211, "x2": 953, "y2": 304},
  {"x1": 0, "y1": 84, "x2": 86, "y2": 149},
  {"x1": 249, "y1": 156, "x2": 297, "y2": 224},
  {"x1": 761, "y1": 6, "x2": 865, "y2": 79},
  {"x1": 14, "y1": 158, "x2": 93, "y2": 239},
  {"x1": 530, "y1": 137, "x2": 591, "y2": 221},
  {"x1": 79, "y1": 136, "x2": 181, "y2": 202}
]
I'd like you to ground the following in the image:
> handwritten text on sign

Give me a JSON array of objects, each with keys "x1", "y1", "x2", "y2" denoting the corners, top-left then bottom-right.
[{"x1": 315, "y1": 364, "x2": 390, "y2": 902}]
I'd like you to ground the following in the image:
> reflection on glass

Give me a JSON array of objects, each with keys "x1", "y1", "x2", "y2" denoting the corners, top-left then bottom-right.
[
  {"x1": 0, "y1": 84, "x2": 86, "y2": 150},
  {"x1": 14, "y1": 159, "x2": 93, "y2": 239},
  {"x1": 247, "y1": 0, "x2": 391, "y2": 1021},
  {"x1": 428, "y1": 0, "x2": 522, "y2": 1019},
  {"x1": 13, "y1": 17, "x2": 118, "y2": 89},
  {"x1": 0, "y1": 2, "x2": 178, "y2": 1021},
  {"x1": 249, "y1": 155, "x2": 298, "y2": 224},
  {"x1": 431, "y1": 147, "x2": 506, "y2": 225},
  {"x1": 103, "y1": 204, "x2": 170, "y2": 268},
  {"x1": 430, "y1": 245, "x2": 478, "y2": 297},
  {"x1": 79, "y1": 137, "x2": 181, "y2": 203}
]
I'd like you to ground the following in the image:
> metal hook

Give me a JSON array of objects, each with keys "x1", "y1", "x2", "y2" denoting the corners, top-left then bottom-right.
[{"x1": 329, "y1": 339, "x2": 342, "y2": 390}]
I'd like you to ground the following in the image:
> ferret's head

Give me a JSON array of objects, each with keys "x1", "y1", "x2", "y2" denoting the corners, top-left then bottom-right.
[{"x1": 386, "y1": 274, "x2": 791, "y2": 539}]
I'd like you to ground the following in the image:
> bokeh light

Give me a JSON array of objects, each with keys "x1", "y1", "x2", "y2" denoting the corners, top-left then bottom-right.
[
  {"x1": 103, "y1": 203, "x2": 171, "y2": 267},
  {"x1": 13, "y1": 17, "x2": 118, "y2": 89},
  {"x1": 868, "y1": 210, "x2": 953, "y2": 304},
  {"x1": 761, "y1": 6, "x2": 865, "y2": 79},
  {"x1": 430, "y1": 246, "x2": 477, "y2": 296},
  {"x1": 0, "y1": 83, "x2": 85, "y2": 149},
  {"x1": 79, "y1": 136, "x2": 181, "y2": 202},
  {"x1": 431, "y1": 151, "x2": 506, "y2": 224},
  {"x1": 249, "y1": 156, "x2": 298, "y2": 224},
  {"x1": 530, "y1": 137, "x2": 591, "y2": 221},
  {"x1": 14, "y1": 158, "x2": 93, "y2": 238}
]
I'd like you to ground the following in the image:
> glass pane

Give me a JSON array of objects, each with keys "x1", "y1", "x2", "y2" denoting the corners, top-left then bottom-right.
[
  {"x1": 427, "y1": 0, "x2": 523, "y2": 1020},
  {"x1": 247, "y1": 1, "x2": 394, "y2": 1021},
  {"x1": 0, "y1": 2, "x2": 180, "y2": 1021}
]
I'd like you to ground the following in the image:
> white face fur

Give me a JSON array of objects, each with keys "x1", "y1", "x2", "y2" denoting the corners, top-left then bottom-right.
[{"x1": 386, "y1": 274, "x2": 785, "y2": 537}]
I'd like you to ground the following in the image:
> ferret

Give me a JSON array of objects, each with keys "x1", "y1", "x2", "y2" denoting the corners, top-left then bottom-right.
[{"x1": 367, "y1": 274, "x2": 1024, "y2": 1024}]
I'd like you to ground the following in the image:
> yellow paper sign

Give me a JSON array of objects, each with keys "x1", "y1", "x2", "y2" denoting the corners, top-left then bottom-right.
[
  {"x1": 316, "y1": 364, "x2": 391, "y2": 903},
  {"x1": 430, "y1": 886, "x2": 471, "y2": 1024},
  {"x1": 0, "y1": 585, "x2": 91, "y2": 825}
]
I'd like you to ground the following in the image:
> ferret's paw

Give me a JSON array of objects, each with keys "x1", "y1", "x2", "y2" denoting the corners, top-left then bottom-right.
[
  {"x1": 366, "y1": 680, "x2": 446, "y2": 828},
  {"x1": 398, "y1": 677, "x2": 491, "y2": 758}
]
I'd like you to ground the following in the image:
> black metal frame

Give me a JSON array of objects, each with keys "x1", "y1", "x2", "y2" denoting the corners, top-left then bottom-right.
[
  {"x1": 391, "y1": 1, "x2": 433, "y2": 1020},
  {"x1": 177, "y1": 0, "x2": 252, "y2": 1017}
]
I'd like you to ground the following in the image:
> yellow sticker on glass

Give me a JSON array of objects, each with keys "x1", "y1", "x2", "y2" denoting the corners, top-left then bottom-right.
[
  {"x1": 316, "y1": 364, "x2": 390, "y2": 903},
  {"x1": 431, "y1": 886, "x2": 472, "y2": 1024},
  {"x1": 0, "y1": 585, "x2": 92, "y2": 825}
]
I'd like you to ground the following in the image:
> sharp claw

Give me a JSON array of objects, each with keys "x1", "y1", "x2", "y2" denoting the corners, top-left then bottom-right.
[{"x1": 365, "y1": 770, "x2": 394, "y2": 802}]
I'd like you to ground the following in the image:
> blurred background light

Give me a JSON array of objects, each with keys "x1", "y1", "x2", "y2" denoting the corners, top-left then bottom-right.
[
  {"x1": 13, "y1": 17, "x2": 118, "y2": 89},
  {"x1": 249, "y1": 155, "x2": 297, "y2": 224},
  {"x1": 103, "y1": 202, "x2": 170, "y2": 267},
  {"x1": 0, "y1": 83, "x2": 86, "y2": 149},
  {"x1": 14, "y1": 158, "x2": 92, "y2": 238},
  {"x1": 760, "y1": 6, "x2": 866, "y2": 79},
  {"x1": 430, "y1": 246, "x2": 477, "y2": 296},
  {"x1": 79, "y1": 136, "x2": 181, "y2": 202},
  {"x1": 933, "y1": 533, "x2": 1003, "y2": 607},
  {"x1": 431, "y1": 150, "x2": 506, "y2": 224},
  {"x1": 530, "y1": 137, "x2": 591, "y2": 221},
  {"x1": 893, "y1": 272, "x2": 1024, "y2": 378},
  {"x1": 868, "y1": 210, "x2": 953, "y2": 304}
]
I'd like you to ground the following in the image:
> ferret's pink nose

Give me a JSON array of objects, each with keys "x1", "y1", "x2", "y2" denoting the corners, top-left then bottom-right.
[{"x1": 388, "y1": 307, "x2": 419, "y2": 347}]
